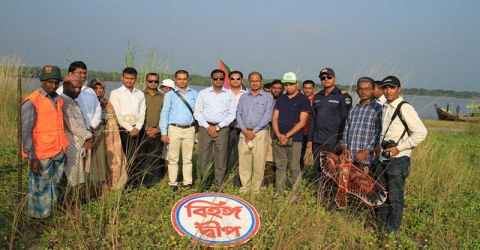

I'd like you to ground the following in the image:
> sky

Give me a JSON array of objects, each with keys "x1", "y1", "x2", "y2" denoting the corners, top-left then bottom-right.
[{"x1": 1, "y1": 0, "x2": 479, "y2": 92}]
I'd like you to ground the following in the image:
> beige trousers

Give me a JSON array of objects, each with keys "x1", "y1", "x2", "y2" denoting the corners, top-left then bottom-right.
[
  {"x1": 239, "y1": 130, "x2": 269, "y2": 194},
  {"x1": 167, "y1": 125, "x2": 195, "y2": 186}
]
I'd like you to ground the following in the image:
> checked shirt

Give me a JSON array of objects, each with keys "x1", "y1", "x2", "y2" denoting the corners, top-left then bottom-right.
[{"x1": 342, "y1": 100, "x2": 383, "y2": 165}]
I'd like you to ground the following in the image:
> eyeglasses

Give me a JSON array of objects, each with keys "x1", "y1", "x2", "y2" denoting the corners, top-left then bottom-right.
[
  {"x1": 320, "y1": 75, "x2": 334, "y2": 81},
  {"x1": 212, "y1": 77, "x2": 225, "y2": 81},
  {"x1": 230, "y1": 77, "x2": 241, "y2": 81},
  {"x1": 357, "y1": 88, "x2": 373, "y2": 92},
  {"x1": 147, "y1": 80, "x2": 160, "y2": 83}
]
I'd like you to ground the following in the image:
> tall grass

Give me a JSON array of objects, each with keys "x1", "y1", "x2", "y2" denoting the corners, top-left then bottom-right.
[
  {"x1": 0, "y1": 55, "x2": 29, "y2": 146},
  {"x1": 124, "y1": 42, "x2": 176, "y2": 89},
  {"x1": 2, "y1": 52, "x2": 480, "y2": 248}
]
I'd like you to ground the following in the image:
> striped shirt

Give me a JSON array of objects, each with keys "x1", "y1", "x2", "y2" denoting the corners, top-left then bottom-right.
[{"x1": 342, "y1": 100, "x2": 383, "y2": 165}]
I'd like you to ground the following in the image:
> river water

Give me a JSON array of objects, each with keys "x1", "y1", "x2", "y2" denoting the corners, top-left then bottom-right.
[{"x1": 25, "y1": 79, "x2": 478, "y2": 120}]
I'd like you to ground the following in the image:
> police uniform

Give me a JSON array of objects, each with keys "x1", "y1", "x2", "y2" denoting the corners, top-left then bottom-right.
[{"x1": 308, "y1": 85, "x2": 352, "y2": 151}]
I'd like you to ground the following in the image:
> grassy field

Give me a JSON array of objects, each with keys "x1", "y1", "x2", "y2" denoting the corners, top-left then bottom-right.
[
  {"x1": 1, "y1": 121, "x2": 479, "y2": 249},
  {"x1": 1, "y1": 55, "x2": 479, "y2": 249}
]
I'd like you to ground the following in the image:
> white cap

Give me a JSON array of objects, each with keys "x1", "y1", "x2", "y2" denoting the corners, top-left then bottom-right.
[{"x1": 161, "y1": 79, "x2": 175, "y2": 88}]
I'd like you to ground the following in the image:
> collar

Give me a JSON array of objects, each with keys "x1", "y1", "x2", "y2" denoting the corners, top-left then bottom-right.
[
  {"x1": 229, "y1": 88, "x2": 247, "y2": 95},
  {"x1": 385, "y1": 96, "x2": 404, "y2": 109},
  {"x1": 247, "y1": 89, "x2": 268, "y2": 96},
  {"x1": 319, "y1": 86, "x2": 340, "y2": 96},
  {"x1": 286, "y1": 91, "x2": 301, "y2": 99},
  {"x1": 143, "y1": 88, "x2": 162, "y2": 96},
  {"x1": 38, "y1": 88, "x2": 59, "y2": 99},
  {"x1": 206, "y1": 86, "x2": 227, "y2": 93},
  {"x1": 355, "y1": 100, "x2": 378, "y2": 108},
  {"x1": 120, "y1": 85, "x2": 140, "y2": 93},
  {"x1": 174, "y1": 86, "x2": 192, "y2": 93}
]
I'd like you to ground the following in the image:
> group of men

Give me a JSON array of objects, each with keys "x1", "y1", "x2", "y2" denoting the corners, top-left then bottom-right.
[{"x1": 22, "y1": 63, "x2": 427, "y2": 234}]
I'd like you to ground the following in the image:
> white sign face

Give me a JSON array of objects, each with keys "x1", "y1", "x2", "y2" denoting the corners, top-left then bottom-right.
[{"x1": 171, "y1": 193, "x2": 260, "y2": 247}]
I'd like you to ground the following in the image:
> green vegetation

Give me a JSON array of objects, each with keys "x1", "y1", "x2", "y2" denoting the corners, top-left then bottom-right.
[
  {"x1": 2, "y1": 120, "x2": 480, "y2": 249},
  {"x1": 2, "y1": 55, "x2": 479, "y2": 249}
]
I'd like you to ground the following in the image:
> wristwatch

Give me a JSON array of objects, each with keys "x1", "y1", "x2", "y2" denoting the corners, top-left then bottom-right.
[
  {"x1": 215, "y1": 125, "x2": 221, "y2": 131},
  {"x1": 284, "y1": 134, "x2": 289, "y2": 139}
]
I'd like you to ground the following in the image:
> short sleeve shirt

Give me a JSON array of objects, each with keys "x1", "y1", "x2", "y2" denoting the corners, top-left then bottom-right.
[{"x1": 274, "y1": 92, "x2": 311, "y2": 142}]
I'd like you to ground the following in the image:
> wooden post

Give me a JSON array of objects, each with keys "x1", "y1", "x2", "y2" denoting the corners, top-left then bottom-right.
[{"x1": 17, "y1": 75, "x2": 22, "y2": 203}]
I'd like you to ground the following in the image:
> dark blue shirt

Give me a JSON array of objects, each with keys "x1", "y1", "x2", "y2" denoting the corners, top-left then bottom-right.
[
  {"x1": 274, "y1": 92, "x2": 311, "y2": 142},
  {"x1": 308, "y1": 86, "x2": 352, "y2": 145}
]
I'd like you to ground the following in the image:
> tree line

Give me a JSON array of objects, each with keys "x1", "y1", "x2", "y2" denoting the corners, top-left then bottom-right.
[{"x1": 24, "y1": 67, "x2": 479, "y2": 99}]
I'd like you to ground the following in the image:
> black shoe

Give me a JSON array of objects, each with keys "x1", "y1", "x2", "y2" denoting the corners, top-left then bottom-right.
[
  {"x1": 170, "y1": 186, "x2": 178, "y2": 192},
  {"x1": 183, "y1": 184, "x2": 195, "y2": 190}
]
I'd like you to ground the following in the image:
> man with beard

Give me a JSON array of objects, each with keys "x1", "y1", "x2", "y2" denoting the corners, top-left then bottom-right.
[
  {"x1": 61, "y1": 74, "x2": 93, "y2": 210},
  {"x1": 56, "y1": 61, "x2": 102, "y2": 131},
  {"x1": 21, "y1": 65, "x2": 69, "y2": 219}
]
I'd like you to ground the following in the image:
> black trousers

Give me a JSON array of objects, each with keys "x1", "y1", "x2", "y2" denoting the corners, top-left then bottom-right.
[
  {"x1": 119, "y1": 128, "x2": 142, "y2": 185},
  {"x1": 138, "y1": 131, "x2": 166, "y2": 186}
]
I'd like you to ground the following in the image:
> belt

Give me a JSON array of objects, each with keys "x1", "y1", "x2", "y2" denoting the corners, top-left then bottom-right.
[
  {"x1": 207, "y1": 122, "x2": 219, "y2": 126},
  {"x1": 170, "y1": 123, "x2": 195, "y2": 129}
]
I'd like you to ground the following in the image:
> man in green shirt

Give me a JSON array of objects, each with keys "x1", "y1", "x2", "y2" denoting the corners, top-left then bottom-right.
[{"x1": 139, "y1": 73, "x2": 165, "y2": 187}]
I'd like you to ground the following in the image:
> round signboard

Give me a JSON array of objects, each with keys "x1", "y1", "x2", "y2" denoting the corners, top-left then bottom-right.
[{"x1": 171, "y1": 193, "x2": 260, "y2": 247}]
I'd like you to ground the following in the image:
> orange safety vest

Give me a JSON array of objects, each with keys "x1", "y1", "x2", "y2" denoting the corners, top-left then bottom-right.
[{"x1": 21, "y1": 90, "x2": 69, "y2": 159}]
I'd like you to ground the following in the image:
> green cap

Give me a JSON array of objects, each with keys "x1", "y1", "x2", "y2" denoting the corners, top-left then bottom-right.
[
  {"x1": 39, "y1": 65, "x2": 63, "y2": 81},
  {"x1": 281, "y1": 72, "x2": 297, "y2": 84}
]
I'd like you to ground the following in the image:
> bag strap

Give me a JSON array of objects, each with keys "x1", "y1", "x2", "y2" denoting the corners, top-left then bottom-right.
[
  {"x1": 175, "y1": 91, "x2": 194, "y2": 115},
  {"x1": 384, "y1": 101, "x2": 410, "y2": 143}
]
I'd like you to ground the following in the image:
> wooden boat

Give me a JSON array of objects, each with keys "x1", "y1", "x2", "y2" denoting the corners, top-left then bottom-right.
[{"x1": 434, "y1": 104, "x2": 480, "y2": 122}]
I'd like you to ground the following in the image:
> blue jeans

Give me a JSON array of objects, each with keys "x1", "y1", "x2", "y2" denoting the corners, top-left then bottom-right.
[{"x1": 375, "y1": 156, "x2": 411, "y2": 233}]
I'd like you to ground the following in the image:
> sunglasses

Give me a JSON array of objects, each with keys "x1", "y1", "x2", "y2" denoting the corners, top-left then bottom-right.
[
  {"x1": 147, "y1": 80, "x2": 160, "y2": 83},
  {"x1": 320, "y1": 75, "x2": 334, "y2": 81},
  {"x1": 230, "y1": 77, "x2": 241, "y2": 81},
  {"x1": 212, "y1": 77, "x2": 225, "y2": 81}
]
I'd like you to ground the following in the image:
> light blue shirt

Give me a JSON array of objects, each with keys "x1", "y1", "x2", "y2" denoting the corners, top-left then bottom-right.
[
  {"x1": 160, "y1": 86, "x2": 198, "y2": 134},
  {"x1": 236, "y1": 90, "x2": 274, "y2": 132},
  {"x1": 194, "y1": 86, "x2": 236, "y2": 128}
]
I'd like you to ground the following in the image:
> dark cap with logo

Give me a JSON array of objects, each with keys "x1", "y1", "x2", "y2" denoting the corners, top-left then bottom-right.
[
  {"x1": 39, "y1": 65, "x2": 63, "y2": 81},
  {"x1": 381, "y1": 76, "x2": 401, "y2": 87},
  {"x1": 319, "y1": 68, "x2": 335, "y2": 77}
]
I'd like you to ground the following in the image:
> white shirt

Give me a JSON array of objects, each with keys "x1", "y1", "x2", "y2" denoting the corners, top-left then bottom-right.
[
  {"x1": 380, "y1": 96, "x2": 427, "y2": 161},
  {"x1": 228, "y1": 88, "x2": 247, "y2": 105},
  {"x1": 376, "y1": 95, "x2": 387, "y2": 106},
  {"x1": 56, "y1": 85, "x2": 102, "y2": 128},
  {"x1": 109, "y1": 85, "x2": 146, "y2": 132}
]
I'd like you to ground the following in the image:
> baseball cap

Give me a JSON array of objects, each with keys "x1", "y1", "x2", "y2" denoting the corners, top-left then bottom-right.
[
  {"x1": 382, "y1": 76, "x2": 401, "y2": 87},
  {"x1": 281, "y1": 72, "x2": 298, "y2": 84},
  {"x1": 319, "y1": 68, "x2": 335, "y2": 77},
  {"x1": 39, "y1": 65, "x2": 63, "y2": 81},
  {"x1": 161, "y1": 79, "x2": 175, "y2": 88}
]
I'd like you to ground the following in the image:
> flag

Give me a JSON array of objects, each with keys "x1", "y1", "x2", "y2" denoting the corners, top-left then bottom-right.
[
  {"x1": 219, "y1": 59, "x2": 247, "y2": 90},
  {"x1": 219, "y1": 59, "x2": 232, "y2": 89}
]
